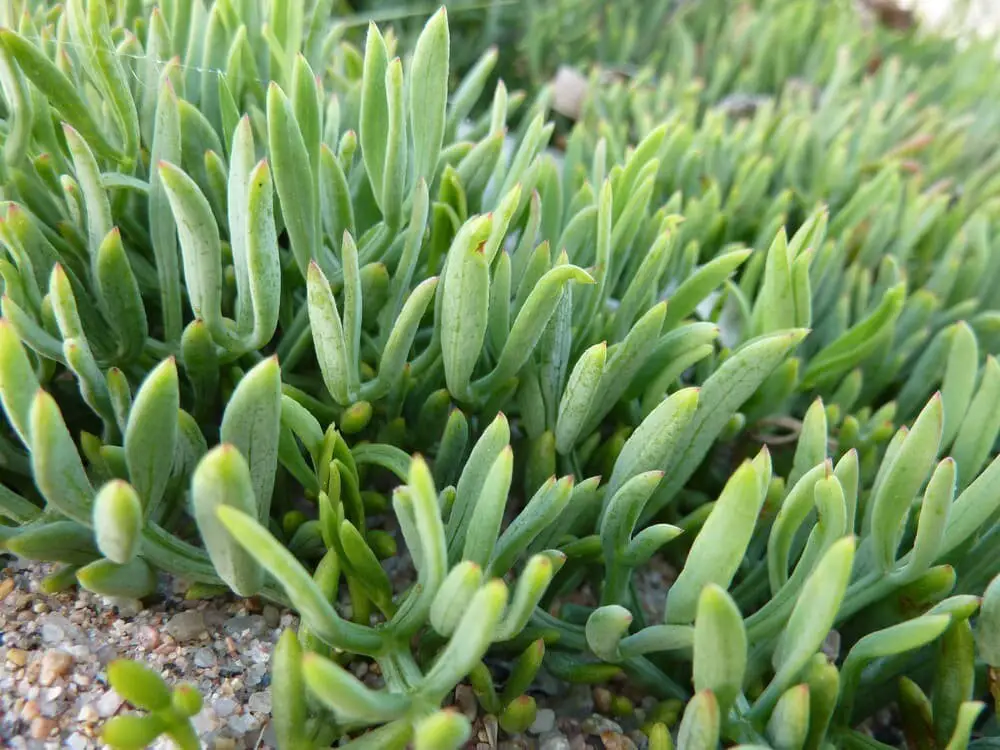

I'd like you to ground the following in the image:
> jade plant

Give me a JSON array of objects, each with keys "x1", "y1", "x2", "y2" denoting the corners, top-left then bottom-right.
[{"x1": 0, "y1": 0, "x2": 999, "y2": 749}]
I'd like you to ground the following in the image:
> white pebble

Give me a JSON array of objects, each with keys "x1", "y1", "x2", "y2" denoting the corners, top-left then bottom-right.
[
  {"x1": 97, "y1": 690, "x2": 124, "y2": 717},
  {"x1": 193, "y1": 647, "x2": 218, "y2": 668},
  {"x1": 227, "y1": 713, "x2": 258, "y2": 735},
  {"x1": 530, "y1": 708, "x2": 556, "y2": 735},
  {"x1": 540, "y1": 735, "x2": 571, "y2": 750},
  {"x1": 192, "y1": 709, "x2": 220, "y2": 734},
  {"x1": 213, "y1": 697, "x2": 237, "y2": 718},
  {"x1": 248, "y1": 690, "x2": 272, "y2": 714}
]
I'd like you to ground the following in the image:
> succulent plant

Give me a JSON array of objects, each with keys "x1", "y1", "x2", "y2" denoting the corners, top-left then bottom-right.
[
  {"x1": 102, "y1": 659, "x2": 203, "y2": 750},
  {"x1": 1, "y1": 0, "x2": 1000, "y2": 749}
]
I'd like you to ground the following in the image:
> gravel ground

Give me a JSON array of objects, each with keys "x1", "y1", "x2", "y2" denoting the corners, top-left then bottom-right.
[
  {"x1": 0, "y1": 560, "x2": 292, "y2": 749},
  {"x1": 0, "y1": 558, "x2": 675, "y2": 749}
]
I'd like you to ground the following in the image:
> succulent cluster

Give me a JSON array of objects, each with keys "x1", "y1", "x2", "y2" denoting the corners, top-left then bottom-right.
[{"x1": 1, "y1": 0, "x2": 1000, "y2": 748}]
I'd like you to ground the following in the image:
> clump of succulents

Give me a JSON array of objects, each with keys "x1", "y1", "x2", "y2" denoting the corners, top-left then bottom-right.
[{"x1": 1, "y1": 0, "x2": 1000, "y2": 748}]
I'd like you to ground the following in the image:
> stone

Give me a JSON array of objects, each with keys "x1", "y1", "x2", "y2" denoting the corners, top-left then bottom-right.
[
  {"x1": 483, "y1": 714, "x2": 498, "y2": 746},
  {"x1": 455, "y1": 683, "x2": 477, "y2": 720},
  {"x1": 262, "y1": 605, "x2": 281, "y2": 629},
  {"x1": 29, "y1": 717, "x2": 57, "y2": 739},
  {"x1": 822, "y1": 629, "x2": 841, "y2": 660},
  {"x1": 551, "y1": 66, "x2": 589, "y2": 119},
  {"x1": 137, "y1": 625, "x2": 160, "y2": 651},
  {"x1": 97, "y1": 690, "x2": 125, "y2": 717},
  {"x1": 540, "y1": 734, "x2": 572, "y2": 750},
  {"x1": 192, "y1": 708, "x2": 220, "y2": 734},
  {"x1": 529, "y1": 708, "x2": 556, "y2": 735},
  {"x1": 165, "y1": 611, "x2": 207, "y2": 642},
  {"x1": 564, "y1": 684, "x2": 595, "y2": 717},
  {"x1": 193, "y1": 647, "x2": 218, "y2": 668},
  {"x1": 223, "y1": 615, "x2": 266, "y2": 637},
  {"x1": 20, "y1": 700, "x2": 40, "y2": 721},
  {"x1": 39, "y1": 614, "x2": 77, "y2": 644},
  {"x1": 95, "y1": 644, "x2": 119, "y2": 665},
  {"x1": 6, "y1": 648, "x2": 27, "y2": 666},
  {"x1": 600, "y1": 734, "x2": 637, "y2": 750},
  {"x1": 39, "y1": 693, "x2": 62, "y2": 717},
  {"x1": 213, "y1": 697, "x2": 237, "y2": 718},
  {"x1": 66, "y1": 733, "x2": 89, "y2": 750},
  {"x1": 261, "y1": 723, "x2": 278, "y2": 748},
  {"x1": 582, "y1": 715, "x2": 623, "y2": 736},
  {"x1": 593, "y1": 687, "x2": 613, "y2": 714},
  {"x1": 39, "y1": 650, "x2": 73, "y2": 686},
  {"x1": 108, "y1": 597, "x2": 143, "y2": 617},
  {"x1": 248, "y1": 690, "x2": 272, "y2": 714},
  {"x1": 0, "y1": 576, "x2": 14, "y2": 600},
  {"x1": 78, "y1": 704, "x2": 99, "y2": 723},
  {"x1": 227, "y1": 713, "x2": 259, "y2": 734}
]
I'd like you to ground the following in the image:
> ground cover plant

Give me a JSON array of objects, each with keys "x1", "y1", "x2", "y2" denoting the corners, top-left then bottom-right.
[{"x1": 1, "y1": 0, "x2": 1000, "y2": 747}]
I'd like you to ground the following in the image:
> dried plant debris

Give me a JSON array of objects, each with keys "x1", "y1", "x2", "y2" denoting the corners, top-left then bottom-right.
[{"x1": 0, "y1": 0, "x2": 1000, "y2": 748}]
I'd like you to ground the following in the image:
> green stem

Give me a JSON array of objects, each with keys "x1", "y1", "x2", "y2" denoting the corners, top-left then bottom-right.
[
  {"x1": 600, "y1": 563, "x2": 630, "y2": 607},
  {"x1": 378, "y1": 646, "x2": 424, "y2": 694},
  {"x1": 954, "y1": 526, "x2": 1000, "y2": 594},
  {"x1": 141, "y1": 523, "x2": 292, "y2": 607},
  {"x1": 280, "y1": 322, "x2": 316, "y2": 375},
  {"x1": 276, "y1": 303, "x2": 310, "y2": 362},
  {"x1": 621, "y1": 656, "x2": 689, "y2": 701}
]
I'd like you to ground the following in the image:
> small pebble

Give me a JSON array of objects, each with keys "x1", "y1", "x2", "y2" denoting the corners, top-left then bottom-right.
[
  {"x1": 137, "y1": 625, "x2": 160, "y2": 651},
  {"x1": 540, "y1": 735, "x2": 572, "y2": 750},
  {"x1": 0, "y1": 576, "x2": 15, "y2": 600},
  {"x1": 600, "y1": 734, "x2": 637, "y2": 750},
  {"x1": 593, "y1": 687, "x2": 613, "y2": 714},
  {"x1": 214, "y1": 697, "x2": 237, "y2": 718},
  {"x1": 822, "y1": 629, "x2": 841, "y2": 660},
  {"x1": 564, "y1": 684, "x2": 595, "y2": 717},
  {"x1": 6, "y1": 647, "x2": 27, "y2": 666},
  {"x1": 97, "y1": 690, "x2": 125, "y2": 718},
  {"x1": 193, "y1": 647, "x2": 218, "y2": 668},
  {"x1": 483, "y1": 714, "x2": 499, "y2": 746},
  {"x1": 29, "y1": 716, "x2": 57, "y2": 739},
  {"x1": 454, "y1": 684, "x2": 478, "y2": 720},
  {"x1": 530, "y1": 708, "x2": 556, "y2": 735},
  {"x1": 224, "y1": 614, "x2": 266, "y2": 637},
  {"x1": 165, "y1": 611, "x2": 207, "y2": 642},
  {"x1": 248, "y1": 690, "x2": 272, "y2": 714},
  {"x1": 39, "y1": 614, "x2": 74, "y2": 644},
  {"x1": 192, "y1": 709, "x2": 220, "y2": 734},
  {"x1": 108, "y1": 597, "x2": 143, "y2": 618},
  {"x1": 228, "y1": 713, "x2": 259, "y2": 734},
  {"x1": 582, "y1": 715, "x2": 623, "y2": 736},
  {"x1": 78, "y1": 704, "x2": 100, "y2": 723},
  {"x1": 263, "y1": 605, "x2": 281, "y2": 629},
  {"x1": 21, "y1": 700, "x2": 40, "y2": 721},
  {"x1": 39, "y1": 649, "x2": 73, "y2": 686},
  {"x1": 65, "y1": 732, "x2": 89, "y2": 750}
]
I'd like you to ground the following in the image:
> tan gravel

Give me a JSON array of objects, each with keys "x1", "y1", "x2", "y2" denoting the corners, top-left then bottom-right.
[{"x1": 0, "y1": 561, "x2": 295, "y2": 749}]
